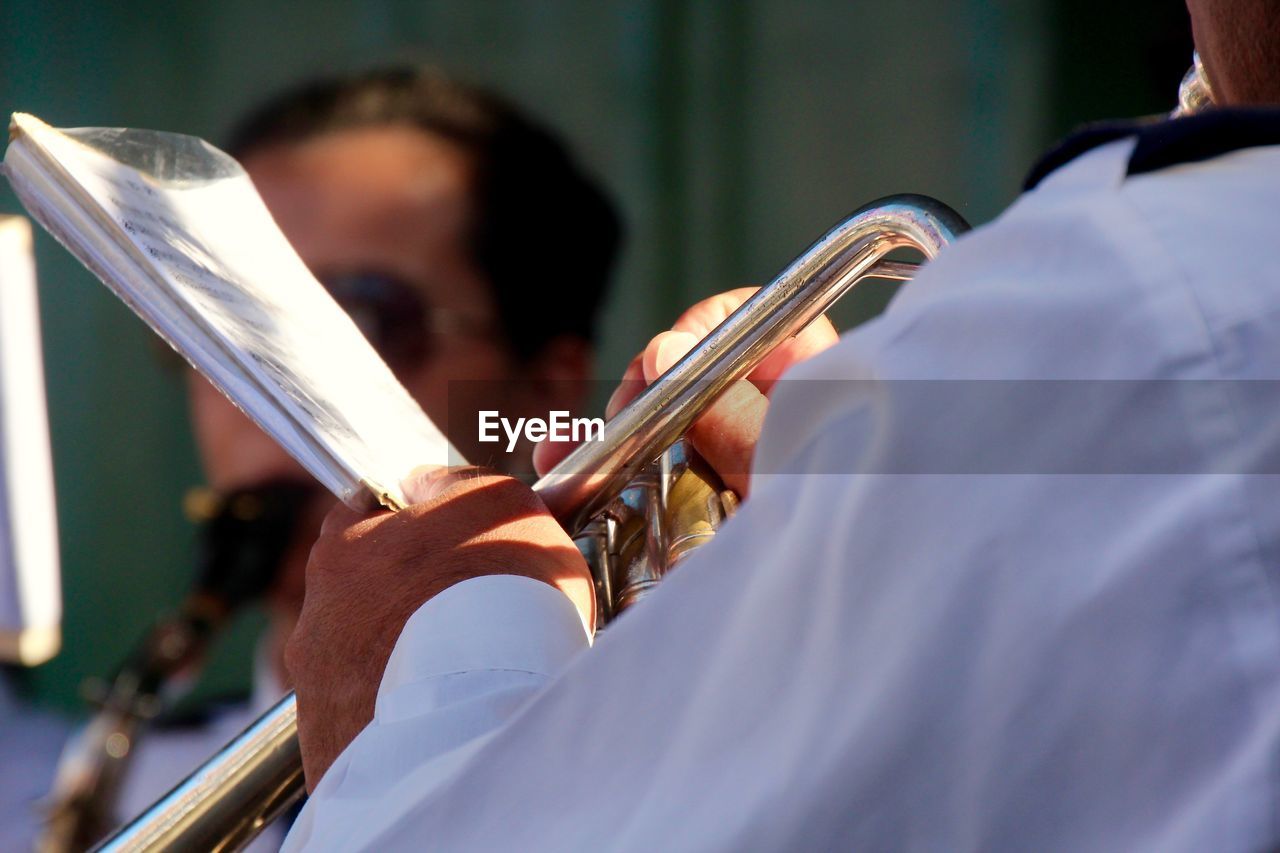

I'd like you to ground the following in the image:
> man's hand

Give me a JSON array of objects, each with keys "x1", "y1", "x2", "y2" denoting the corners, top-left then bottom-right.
[
  {"x1": 285, "y1": 467, "x2": 593, "y2": 792},
  {"x1": 534, "y1": 288, "x2": 839, "y2": 496}
]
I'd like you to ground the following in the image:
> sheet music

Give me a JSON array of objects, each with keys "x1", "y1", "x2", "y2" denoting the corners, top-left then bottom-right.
[
  {"x1": 4, "y1": 114, "x2": 457, "y2": 509},
  {"x1": 0, "y1": 216, "x2": 61, "y2": 665}
]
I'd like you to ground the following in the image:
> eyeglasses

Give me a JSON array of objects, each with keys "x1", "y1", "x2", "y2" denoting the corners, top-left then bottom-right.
[{"x1": 318, "y1": 271, "x2": 497, "y2": 369}]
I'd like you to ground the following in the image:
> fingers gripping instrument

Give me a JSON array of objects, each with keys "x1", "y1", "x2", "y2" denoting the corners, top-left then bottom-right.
[{"x1": 558, "y1": 195, "x2": 968, "y2": 624}]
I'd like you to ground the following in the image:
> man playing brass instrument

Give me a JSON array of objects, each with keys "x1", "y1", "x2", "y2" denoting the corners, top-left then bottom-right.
[{"x1": 283, "y1": 1, "x2": 1280, "y2": 848}]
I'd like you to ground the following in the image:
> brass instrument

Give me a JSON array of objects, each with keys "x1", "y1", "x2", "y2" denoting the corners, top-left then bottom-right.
[
  {"x1": 94, "y1": 57, "x2": 1212, "y2": 853},
  {"x1": 562, "y1": 197, "x2": 963, "y2": 625},
  {"x1": 95, "y1": 193, "x2": 963, "y2": 852},
  {"x1": 42, "y1": 480, "x2": 316, "y2": 852}
]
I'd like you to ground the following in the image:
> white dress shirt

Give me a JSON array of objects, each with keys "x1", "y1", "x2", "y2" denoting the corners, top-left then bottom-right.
[{"x1": 286, "y1": 112, "x2": 1280, "y2": 851}]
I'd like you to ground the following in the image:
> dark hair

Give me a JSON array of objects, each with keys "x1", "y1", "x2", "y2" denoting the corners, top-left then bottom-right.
[{"x1": 225, "y1": 67, "x2": 623, "y2": 360}]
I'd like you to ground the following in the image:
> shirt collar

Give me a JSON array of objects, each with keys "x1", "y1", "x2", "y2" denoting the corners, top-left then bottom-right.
[{"x1": 1024, "y1": 107, "x2": 1280, "y2": 191}]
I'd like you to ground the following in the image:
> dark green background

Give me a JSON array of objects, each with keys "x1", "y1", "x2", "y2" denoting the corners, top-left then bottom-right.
[{"x1": 0, "y1": 0, "x2": 1190, "y2": 713}]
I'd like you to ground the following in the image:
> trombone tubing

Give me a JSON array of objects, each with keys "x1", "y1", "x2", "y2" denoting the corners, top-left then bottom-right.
[
  {"x1": 94, "y1": 193, "x2": 966, "y2": 852},
  {"x1": 533, "y1": 193, "x2": 967, "y2": 532}
]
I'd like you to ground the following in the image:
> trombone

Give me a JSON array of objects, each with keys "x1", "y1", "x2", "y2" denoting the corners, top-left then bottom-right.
[
  {"x1": 96, "y1": 193, "x2": 964, "y2": 853},
  {"x1": 93, "y1": 57, "x2": 1212, "y2": 852}
]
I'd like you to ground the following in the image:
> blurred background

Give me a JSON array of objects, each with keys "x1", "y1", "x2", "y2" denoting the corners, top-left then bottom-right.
[{"x1": 0, "y1": 0, "x2": 1191, "y2": 714}]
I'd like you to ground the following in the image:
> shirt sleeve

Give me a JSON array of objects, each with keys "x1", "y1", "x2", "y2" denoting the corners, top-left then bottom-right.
[
  {"x1": 282, "y1": 574, "x2": 589, "y2": 851},
  {"x1": 375, "y1": 573, "x2": 592, "y2": 724}
]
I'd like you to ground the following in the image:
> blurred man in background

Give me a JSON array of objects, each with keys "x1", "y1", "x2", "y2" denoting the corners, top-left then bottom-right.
[{"x1": 104, "y1": 67, "x2": 622, "y2": 846}]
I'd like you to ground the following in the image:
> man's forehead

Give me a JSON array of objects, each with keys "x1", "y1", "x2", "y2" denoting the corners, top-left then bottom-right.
[
  {"x1": 253, "y1": 125, "x2": 468, "y2": 189},
  {"x1": 245, "y1": 130, "x2": 473, "y2": 242}
]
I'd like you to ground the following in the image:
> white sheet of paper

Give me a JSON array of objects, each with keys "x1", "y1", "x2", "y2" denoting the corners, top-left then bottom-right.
[{"x1": 4, "y1": 114, "x2": 458, "y2": 509}]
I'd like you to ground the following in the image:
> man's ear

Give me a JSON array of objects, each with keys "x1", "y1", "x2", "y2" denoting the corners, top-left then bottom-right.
[{"x1": 515, "y1": 336, "x2": 594, "y2": 414}]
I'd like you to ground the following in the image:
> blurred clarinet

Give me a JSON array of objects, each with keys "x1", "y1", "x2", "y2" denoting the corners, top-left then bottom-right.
[{"x1": 39, "y1": 479, "x2": 316, "y2": 853}]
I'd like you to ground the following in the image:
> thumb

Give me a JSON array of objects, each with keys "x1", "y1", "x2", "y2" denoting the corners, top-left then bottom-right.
[{"x1": 399, "y1": 464, "x2": 464, "y2": 505}]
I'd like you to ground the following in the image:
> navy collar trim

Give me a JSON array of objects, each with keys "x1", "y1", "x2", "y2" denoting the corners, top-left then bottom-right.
[{"x1": 1023, "y1": 107, "x2": 1280, "y2": 191}]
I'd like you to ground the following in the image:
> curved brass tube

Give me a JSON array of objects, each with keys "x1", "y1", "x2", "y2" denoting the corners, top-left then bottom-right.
[{"x1": 535, "y1": 194, "x2": 967, "y2": 533}]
